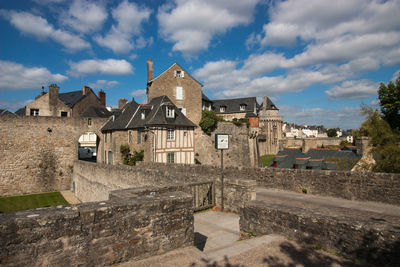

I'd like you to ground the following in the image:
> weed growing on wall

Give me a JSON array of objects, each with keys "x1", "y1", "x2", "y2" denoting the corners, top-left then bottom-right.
[{"x1": 120, "y1": 145, "x2": 144, "y2": 166}]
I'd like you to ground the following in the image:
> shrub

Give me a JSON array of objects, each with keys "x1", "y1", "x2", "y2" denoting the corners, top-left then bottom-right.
[
  {"x1": 120, "y1": 145, "x2": 144, "y2": 166},
  {"x1": 232, "y1": 118, "x2": 249, "y2": 126},
  {"x1": 199, "y1": 110, "x2": 223, "y2": 135}
]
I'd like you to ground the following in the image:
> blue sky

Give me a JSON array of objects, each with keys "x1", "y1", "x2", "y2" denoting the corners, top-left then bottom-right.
[{"x1": 1, "y1": 0, "x2": 399, "y2": 129}]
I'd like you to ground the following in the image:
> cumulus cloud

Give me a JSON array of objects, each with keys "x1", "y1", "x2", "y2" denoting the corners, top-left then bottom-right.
[
  {"x1": 325, "y1": 80, "x2": 379, "y2": 100},
  {"x1": 0, "y1": 60, "x2": 67, "y2": 90},
  {"x1": 60, "y1": 0, "x2": 108, "y2": 34},
  {"x1": 1, "y1": 10, "x2": 90, "y2": 51},
  {"x1": 157, "y1": 0, "x2": 260, "y2": 54},
  {"x1": 130, "y1": 90, "x2": 146, "y2": 97},
  {"x1": 88, "y1": 80, "x2": 119, "y2": 89},
  {"x1": 94, "y1": 0, "x2": 151, "y2": 53},
  {"x1": 280, "y1": 105, "x2": 364, "y2": 129},
  {"x1": 68, "y1": 59, "x2": 133, "y2": 76}
]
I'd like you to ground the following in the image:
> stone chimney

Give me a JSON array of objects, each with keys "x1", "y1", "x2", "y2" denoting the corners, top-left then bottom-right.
[
  {"x1": 262, "y1": 96, "x2": 268, "y2": 111},
  {"x1": 147, "y1": 58, "x2": 153, "y2": 83},
  {"x1": 49, "y1": 84, "x2": 59, "y2": 107},
  {"x1": 82, "y1": 86, "x2": 91, "y2": 95},
  {"x1": 356, "y1": 137, "x2": 371, "y2": 156},
  {"x1": 98, "y1": 90, "x2": 106, "y2": 106},
  {"x1": 118, "y1": 97, "x2": 128, "y2": 109}
]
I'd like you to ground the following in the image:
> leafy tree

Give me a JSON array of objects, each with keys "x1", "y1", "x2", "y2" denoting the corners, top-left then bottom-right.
[
  {"x1": 327, "y1": 128, "x2": 338, "y2": 137},
  {"x1": 354, "y1": 106, "x2": 400, "y2": 173},
  {"x1": 120, "y1": 145, "x2": 144, "y2": 166},
  {"x1": 378, "y1": 73, "x2": 400, "y2": 132},
  {"x1": 199, "y1": 110, "x2": 223, "y2": 135}
]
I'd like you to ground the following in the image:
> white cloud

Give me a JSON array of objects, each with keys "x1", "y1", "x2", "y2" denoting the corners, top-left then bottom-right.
[
  {"x1": 157, "y1": 0, "x2": 260, "y2": 54},
  {"x1": 392, "y1": 70, "x2": 400, "y2": 81},
  {"x1": 130, "y1": 90, "x2": 146, "y2": 97},
  {"x1": 2, "y1": 10, "x2": 90, "y2": 51},
  {"x1": 61, "y1": 0, "x2": 108, "y2": 34},
  {"x1": 88, "y1": 80, "x2": 119, "y2": 89},
  {"x1": 68, "y1": 59, "x2": 133, "y2": 76},
  {"x1": 0, "y1": 60, "x2": 67, "y2": 90},
  {"x1": 325, "y1": 80, "x2": 379, "y2": 100},
  {"x1": 0, "y1": 99, "x2": 33, "y2": 111},
  {"x1": 129, "y1": 54, "x2": 138, "y2": 60},
  {"x1": 280, "y1": 105, "x2": 364, "y2": 129},
  {"x1": 94, "y1": 0, "x2": 151, "y2": 53}
]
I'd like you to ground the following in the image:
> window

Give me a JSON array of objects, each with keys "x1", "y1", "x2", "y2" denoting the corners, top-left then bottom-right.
[
  {"x1": 141, "y1": 110, "x2": 145, "y2": 120},
  {"x1": 137, "y1": 130, "x2": 142, "y2": 144},
  {"x1": 128, "y1": 131, "x2": 132, "y2": 144},
  {"x1": 220, "y1": 106, "x2": 226, "y2": 112},
  {"x1": 167, "y1": 128, "x2": 175, "y2": 140},
  {"x1": 174, "y1": 70, "x2": 184, "y2": 78},
  {"x1": 61, "y1": 111, "x2": 68, "y2": 117},
  {"x1": 108, "y1": 151, "x2": 113, "y2": 165},
  {"x1": 176, "y1": 86, "x2": 183, "y2": 100},
  {"x1": 240, "y1": 104, "x2": 246, "y2": 111},
  {"x1": 30, "y1": 109, "x2": 39, "y2": 116},
  {"x1": 87, "y1": 118, "x2": 92, "y2": 125},
  {"x1": 167, "y1": 152, "x2": 175, "y2": 163},
  {"x1": 166, "y1": 106, "x2": 175, "y2": 118}
]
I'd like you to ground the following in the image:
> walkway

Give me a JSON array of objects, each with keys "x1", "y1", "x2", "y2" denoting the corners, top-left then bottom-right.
[{"x1": 60, "y1": 190, "x2": 81, "y2": 204}]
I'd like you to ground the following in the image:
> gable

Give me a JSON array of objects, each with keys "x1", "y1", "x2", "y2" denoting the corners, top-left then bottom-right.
[{"x1": 149, "y1": 62, "x2": 203, "y2": 87}]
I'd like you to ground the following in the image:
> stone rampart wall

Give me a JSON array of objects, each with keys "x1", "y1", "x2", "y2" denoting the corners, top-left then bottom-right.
[
  {"x1": 240, "y1": 200, "x2": 400, "y2": 266},
  {"x1": 137, "y1": 162, "x2": 400, "y2": 205},
  {"x1": 0, "y1": 116, "x2": 107, "y2": 196},
  {"x1": 73, "y1": 161, "x2": 256, "y2": 213},
  {"x1": 0, "y1": 189, "x2": 193, "y2": 266}
]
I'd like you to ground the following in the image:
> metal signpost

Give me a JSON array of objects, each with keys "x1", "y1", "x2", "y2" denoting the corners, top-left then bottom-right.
[{"x1": 215, "y1": 134, "x2": 229, "y2": 211}]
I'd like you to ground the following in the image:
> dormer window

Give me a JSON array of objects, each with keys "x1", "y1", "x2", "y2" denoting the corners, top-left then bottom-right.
[
  {"x1": 141, "y1": 110, "x2": 145, "y2": 120},
  {"x1": 174, "y1": 70, "x2": 184, "y2": 78},
  {"x1": 240, "y1": 104, "x2": 246, "y2": 111},
  {"x1": 220, "y1": 106, "x2": 226, "y2": 112},
  {"x1": 166, "y1": 106, "x2": 175, "y2": 118}
]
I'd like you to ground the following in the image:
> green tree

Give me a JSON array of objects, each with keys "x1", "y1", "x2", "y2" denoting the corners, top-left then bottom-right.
[
  {"x1": 354, "y1": 107, "x2": 400, "y2": 173},
  {"x1": 199, "y1": 110, "x2": 223, "y2": 135},
  {"x1": 327, "y1": 128, "x2": 338, "y2": 137},
  {"x1": 378, "y1": 73, "x2": 400, "y2": 132}
]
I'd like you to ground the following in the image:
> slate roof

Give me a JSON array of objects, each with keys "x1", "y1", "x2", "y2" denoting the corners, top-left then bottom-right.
[
  {"x1": 202, "y1": 93, "x2": 212, "y2": 102},
  {"x1": 59, "y1": 90, "x2": 85, "y2": 108},
  {"x1": 81, "y1": 106, "x2": 112, "y2": 118},
  {"x1": 269, "y1": 148, "x2": 361, "y2": 170},
  {"x1": 213, "y1": 97, "x2": 258, "y2": 114},
  {"x1": 259, "y1": 97, "x2": 278, "y2": 110},
  {"x1": 15, "y1": 107, "x2": 26, "y2": 116},
  {"x1": 0, "y1": 109, "x2": 16, "y2": 116},
  {"x1": 101, "y1": 95, "x2": 196, "y2": 132}
]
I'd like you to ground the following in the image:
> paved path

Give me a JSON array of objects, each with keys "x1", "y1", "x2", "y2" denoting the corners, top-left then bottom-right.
[{"x1": 60, "y1": 190, "x2": 81, "y2": 204}]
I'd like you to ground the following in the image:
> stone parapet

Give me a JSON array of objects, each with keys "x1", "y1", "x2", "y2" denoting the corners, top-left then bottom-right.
[{"x1": 0, "y1": 190, "x2": 193, "y2": 266}]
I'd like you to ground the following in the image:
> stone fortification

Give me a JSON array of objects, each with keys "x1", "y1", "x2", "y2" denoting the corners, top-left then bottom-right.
[
  {"x1": 0, "y1": 189, "x2": 193, "y2": 266},
  {"x1": 0, "y1": 116, "x2": 107, "y2": 196},
  {"x1": 73, "y1": 161, "x2": 256, "y2": 213},
  {"x1": 240, "y1": 200, "x2": 400, "y2": 266},
  {"x1": 138, "y1": 162, "x2": 400, "y2": 205}
]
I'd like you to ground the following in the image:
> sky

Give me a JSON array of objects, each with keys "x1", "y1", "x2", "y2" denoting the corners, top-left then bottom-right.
[{"x1": 1, "y1": 0, "x2": 399, "y2": 130}]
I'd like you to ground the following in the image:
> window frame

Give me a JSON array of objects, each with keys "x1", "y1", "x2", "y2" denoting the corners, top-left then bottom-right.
[
  {"x1": 239, "y1": 104, "x2": 246, "y2": 111},
  {"x1": 167, "y1": 152, "x2": 175, "y2": 163},
  {"x1": 30, "y1": 109, "x2": 39, "y2": 116},
  {"x1": 167, "y1": 128, "x2": 175, "y2": 141},
  {"x1": 166, "y1": 106, "x2": 175, "y2": 118},
  {"x1": 175, "y1": 86, "x2": 183, "y2": 100},
  {"x1": 220, "y1": 106, "x2": 226, "y2": 112}
]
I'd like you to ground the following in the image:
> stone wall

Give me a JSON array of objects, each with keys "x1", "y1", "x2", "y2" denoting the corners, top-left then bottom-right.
[
  {"x1": 0, "y1": 189, "x2": 193, "y2": 266},
  {"x1": 109, "y1": 162, "x2": 400, "y2": 206},
  {"x1": 73, "y1": 161, "x2": 256, "y2": 213},
  {"x1": 195, "y1": 122, "x2": 256, "y2": 167},
  {"x1": 283, "y1": 137, "x2": 345, "y2": 149},
  {"x1": 0, "y1": 116, "x2": 107, "y2": 196},
  {"x1": 240, "y1": 200, "x2": 400, "y2": 266}
]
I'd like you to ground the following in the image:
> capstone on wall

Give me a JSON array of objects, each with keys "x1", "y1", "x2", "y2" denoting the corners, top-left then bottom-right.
[{"x1": 0, "y1": 116, "x2": 107, "y2": 196}]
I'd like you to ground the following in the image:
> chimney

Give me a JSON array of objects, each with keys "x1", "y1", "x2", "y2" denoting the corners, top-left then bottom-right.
[
  {"x1": 49, "y1": 84, "x2": 59, "y2": 105},
  {"x1": 118, "y1": 97, "x2": 128, "y2": 109},
  {"x1": 147, "y1": 58, "x2": 153, "y2": 83},
  {"x1": 262, "y1": 96, "x2": 267, "y2": 111},
  {"x1": 98, "y1": 90, "x2": 106, "y2": 106},
  {"x1": 82, "y1": 86, "x2": 91, "y2": 95}
]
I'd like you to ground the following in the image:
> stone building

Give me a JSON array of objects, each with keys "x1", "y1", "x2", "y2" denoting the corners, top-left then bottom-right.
[
  {"x1": 146, "y1": 59, "x2": 203, "y2": 125},
  {"x1": 101, "y1": 95, "x2": 196, "y2": 165},
  {"x1": 25, "y1": 84, "x2": 109, "y2": 118}
]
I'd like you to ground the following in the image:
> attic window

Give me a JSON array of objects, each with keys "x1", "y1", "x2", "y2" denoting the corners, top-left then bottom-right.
[
  {"x1": 240, "y1": 104, "x2": 247, "y2": 111},
  {"x1": 141, "y1": 110, "x2": 145, "y2": 120},
  {"x1": 166, "y1": 106, "x2": 175, "y2": 118},
  {"x1": 174, "y1": 70, "x2": 184, "y2": 78},
  {"x1": 220, "y1": 106, "x2": 226, "y2": 112}
]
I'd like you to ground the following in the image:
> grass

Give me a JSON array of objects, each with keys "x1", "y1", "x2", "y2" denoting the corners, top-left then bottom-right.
[
  {"x1": 260, "y1": 154, "x2": 275, "y2": 167},
  {"x1": 0, "y1": 192, "x2": 68, "y2": 213}
]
